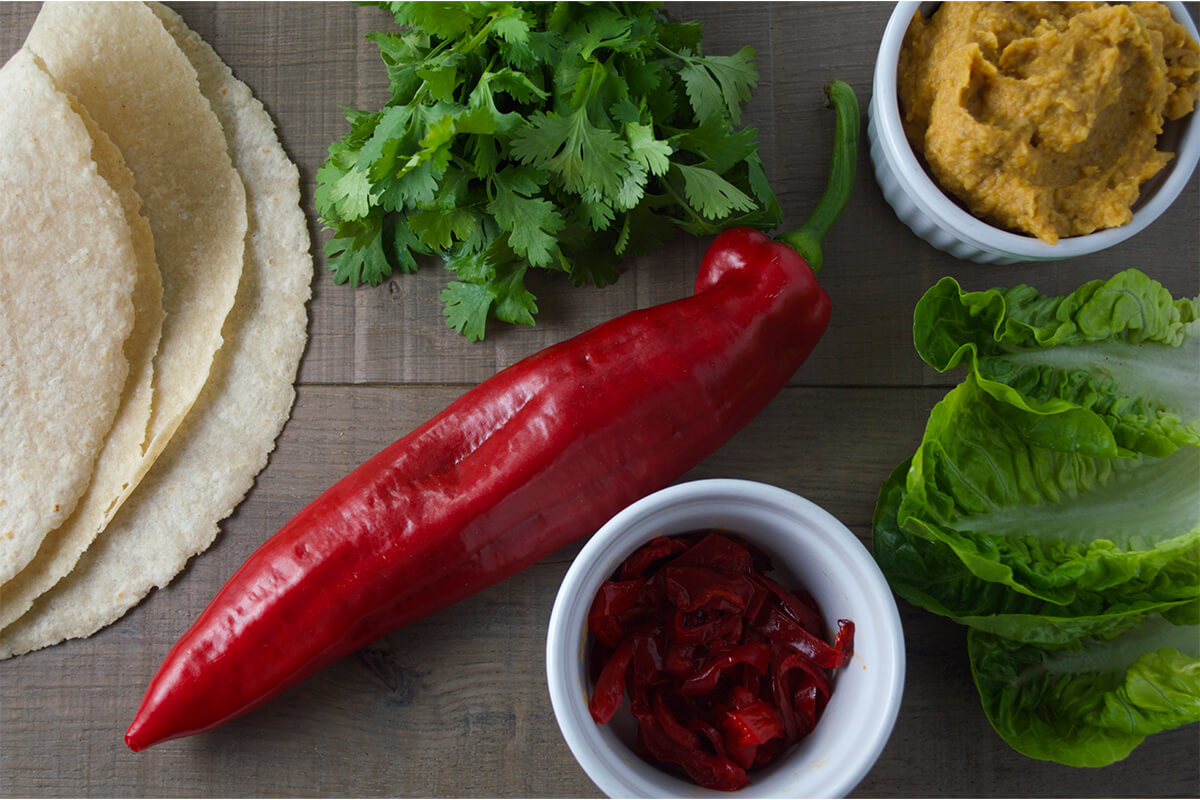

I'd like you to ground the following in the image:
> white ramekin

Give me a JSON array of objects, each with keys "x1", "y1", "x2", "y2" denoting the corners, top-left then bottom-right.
[
  {"x1": 545, "y1": 479, "x2": 905, "y2": 798},
  {"x1": 869, "y1": 1, "x2": 1200, "y2": 264}
]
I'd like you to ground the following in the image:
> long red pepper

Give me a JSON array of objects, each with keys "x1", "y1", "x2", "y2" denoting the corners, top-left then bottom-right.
[{"x1": 124, "y1": 81, "x2": 859, "y2": 751}]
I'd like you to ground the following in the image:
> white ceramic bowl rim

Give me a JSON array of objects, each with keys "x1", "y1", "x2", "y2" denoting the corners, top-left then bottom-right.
[
  {"x1": 873, "y1": 1, "x2": 1200, "y2": 260},
  {"x1": 546, "y1": 479, "x2": 906, "y2": 799}
]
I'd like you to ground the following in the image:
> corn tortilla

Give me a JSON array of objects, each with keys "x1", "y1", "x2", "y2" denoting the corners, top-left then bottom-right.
[
  {"x1": 0, "y1": 85, "x2": 164, "y2": 630},
  {"x1": 25, "y1": 0, "x2": 247, "y2": 482},
  {"x1": 0, "y1": 4, "x2": 312, "y2": 657},
  {"x1": 0, "y1": 48, "x2": 138, "y2": 586}
]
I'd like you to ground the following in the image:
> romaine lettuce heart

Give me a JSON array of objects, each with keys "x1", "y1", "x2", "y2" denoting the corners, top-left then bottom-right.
[{"x1": 875, "y1": 269, "x2": 1200, "y2": 768}]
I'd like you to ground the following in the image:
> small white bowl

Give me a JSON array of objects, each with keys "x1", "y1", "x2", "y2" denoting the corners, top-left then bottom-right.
[
  {"x1": 868, "y1": 1, "x2": 1200, "y2": 264},
  {"x1": 546, "y1": 479, "x2": 905, "y2": 798}
]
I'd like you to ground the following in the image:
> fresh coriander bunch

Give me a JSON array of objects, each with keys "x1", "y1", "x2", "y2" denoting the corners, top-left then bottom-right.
[{"x1": 316, "y1": 1, "x2": 781, "y2": 340}]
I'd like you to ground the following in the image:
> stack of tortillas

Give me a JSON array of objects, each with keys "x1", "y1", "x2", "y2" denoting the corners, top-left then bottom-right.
[{"x1": 0, "y1": 2, "x2": 312, "y2": 658}]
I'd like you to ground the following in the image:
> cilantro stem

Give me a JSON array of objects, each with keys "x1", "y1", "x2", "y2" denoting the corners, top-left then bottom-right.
[
  {"x1": 774, "y1": 81, "x2": 859, "y2": 275},
  {"x1": 653, "y1": 42, "x2": 690, "y2": 64},
  {"x1": 661, "y1": 177, "x2": 715, "y2": 233},
  {"x1": 581, "y1": 60, "x2": 604, "y2": 108},
  {"x1": 460, "y1": 18, "x2": 495, "y2": 56}
]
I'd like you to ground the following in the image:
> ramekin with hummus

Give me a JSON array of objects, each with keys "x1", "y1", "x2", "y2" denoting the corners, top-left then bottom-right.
[{"x1": 897, "y1": 1, "x2": 1200, "y2": 244}]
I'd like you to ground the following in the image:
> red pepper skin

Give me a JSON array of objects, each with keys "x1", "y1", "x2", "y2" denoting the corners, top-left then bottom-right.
[
  {"x1": 723, "y1": 700, "x2": 785, "y2": 747},
  {"x1": 589, "y1": 637, "x2": 636, "y2": 724},
  {"x1": 123, "y1": 228, "x2": 831, "y2": 751}
]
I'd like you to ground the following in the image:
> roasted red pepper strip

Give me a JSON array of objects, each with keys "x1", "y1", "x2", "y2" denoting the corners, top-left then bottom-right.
[
  {"x1": 678, "y1": 642, "x2": 771, "y2": 696},
  {"x1": 754, "y1": 573, "x2": 824, "y2": 634},
  {"x1": 124, "y1": 81, "x2": 859, "y2": 752},
  {"x1": 723, "y1": 700, "x2": 785, "y2": 747},
  {"x1": 724, "y1": 737, "x2": 758, "y2": 771},
  {"x1": 779, "y1": 649, "x2": 832, "y2": 700},
  {"x1": 670, "y1": 532, "x2": 753, "y2": 574},
  {"x1": 589, "y1": 637, "x2": 636, "y2": 724},
  {"x1": 663, "y1": 641, "x2": 700, "y2": 677},
  {"x1": 832, "y1": 619, "x2": 856, "y2": 666},
  {"x1": 587, "y1": 578, "x2": 644, "y2": 648},
  {"x1": 637, "y1": 713, "x2": 750, "y2": 792},
  {"x1": 794, "y1": 682, "x2": 823, "y2": 734},
  {"x1": 631, "y1": 624, "x2": 667, "y2": 687},
  {"x1": 670, "y1": 609, "x2": 741, "y2": 645},
  {"x1": 687, "y1": 718, "x2": 729, "y2": 758},
  {"x1": 757, "y1": 605, "x2": 847, "y2": 669},
  {"x1": 651, "y1": 691, "x2": 701, "y2": 750},
  {"x1": 664, "y1": 566, "x2": 757, "y2": 613},
  {"x1": 619, "y1": 537, "x2": 689, "y2": 580}
]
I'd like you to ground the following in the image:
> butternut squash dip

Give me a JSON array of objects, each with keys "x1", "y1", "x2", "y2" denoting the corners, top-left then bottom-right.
[{"x1": 898, "y1": 2, "x2": 1200, "y2": 244}]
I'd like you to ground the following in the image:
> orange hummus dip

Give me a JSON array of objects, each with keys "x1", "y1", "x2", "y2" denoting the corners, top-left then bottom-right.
[{"x1": 898, "y1": 2, "x2": 1200, "y2": 243}]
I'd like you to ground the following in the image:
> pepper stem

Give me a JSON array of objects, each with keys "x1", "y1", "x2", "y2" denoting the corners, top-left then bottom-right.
[{"x1": 775, "y1": 80, "x2": 860, "y2": 275}]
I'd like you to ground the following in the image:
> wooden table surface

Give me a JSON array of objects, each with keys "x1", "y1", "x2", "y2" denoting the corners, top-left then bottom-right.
[{"x1": 2, "y1": 2, "x2": 1198, "y2": 797}]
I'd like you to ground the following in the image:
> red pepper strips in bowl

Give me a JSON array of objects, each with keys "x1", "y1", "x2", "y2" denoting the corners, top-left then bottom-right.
[
  {"x1": 124, "y1": 81, "x2": 860, "y2": 752},
  {"x1": 586, "y1": 532, "x2": 855, "y2": 791},
  {"x1": 547, "y1": 480, "x2": 904, "y2": 798}
]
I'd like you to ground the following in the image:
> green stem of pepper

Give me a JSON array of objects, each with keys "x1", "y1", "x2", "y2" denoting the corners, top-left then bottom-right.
[{"x1": 775, "y1": 80, "x2": 859, "y2": 275}]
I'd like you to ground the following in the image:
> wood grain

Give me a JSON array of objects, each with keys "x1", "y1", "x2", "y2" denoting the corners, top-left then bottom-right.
[{"x1": 1, "y1": 2, "x2": 1197, "y2": 797}]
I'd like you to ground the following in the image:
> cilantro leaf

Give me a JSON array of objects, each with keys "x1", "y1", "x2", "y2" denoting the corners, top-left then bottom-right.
[
  {"x1": 510, "y1": 109, "x2": 633, "y2": 203},
  {"x1": 326, "y1": 167, "x2": 375, "y2": 221},
  {"x1": 375, "y1": 160, "x2": 440, "y2": 211},
  {"x1": 358, "y1": 105, "x2": 415, "y2": 180},
  {"x1": 563, "y1": 244, "x2": 620, "y2": 288},
  {"x1": 672, "y1": 162, "x2": 757, "y2": 220},
  {"x1": 625, "y1": 122, "x2": 672, "y2": 176},
  {"x1": 678, "y1": 47, "x2": 758, "y2": 125},
  {"x1": 488, "y1": 170, "x2": 565, "y2": 267},
  {"x1": 441, "y1": 279, "x2": 494, "y2": 341},
  {"x1": 409, "y1": 207, "x2": 478, "y2": 251},
  {"x1": 490, "y1": 262, "x2": 538, "y2": 326},
  {"x1": 491, "y1": 7, "x2": 531, "y2": 46},
  {"x1": 674, "y1": 115, "x2": 759, "y2": 175},
  {"x1": 384, "y1": 2, "x2": 485, "y2": 40},
  {"x1": 569, "y1": 7, "x2": 636, "y2": 60},
  {"x1": 745, "y1": 151, "x2": 781, "y2": 219},
  {"x1": 442, "y1": 241, "x2": 539, "y2": 339},
  {"x1": 325, "y1": 216, "x2": 390, "y2": 286},
  {"x1": 417, "y1": 55, "x2": 460, "y2": 103}
]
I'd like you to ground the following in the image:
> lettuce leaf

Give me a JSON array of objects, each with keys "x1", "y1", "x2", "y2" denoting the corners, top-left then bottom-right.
[
  {"x1": 873, "y1": 459, "x2": 1194, "y2": 645},
  {"x1": 899, "y1": 374, "x2": 1200, "y2": 608},
  {"x1": 968, "y1": 606, "x2": 1200, "y2": 767},
  {"x1": 914, "y1": 270, "x2": 1200, "y2": 458}
]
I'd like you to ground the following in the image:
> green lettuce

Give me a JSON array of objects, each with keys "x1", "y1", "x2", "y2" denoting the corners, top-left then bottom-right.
[
  {"x1": 969, "y1": 604, "x2": 1200, "y2": 767},
  {"x1": 874, "y1": 270, "x2": 1200, "y2": 766},
  {"x1": 900, "y1": 375, "x2": 1200, "y2": 609},
  {"x1": 873, "y1": 459, "x2": 1194, "y2": 645},
  {"x1": 914, "y1": 270, "x2": 1199, "y2": 458}
]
